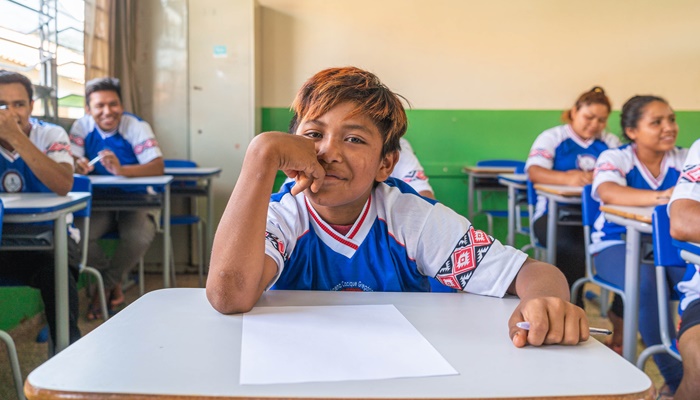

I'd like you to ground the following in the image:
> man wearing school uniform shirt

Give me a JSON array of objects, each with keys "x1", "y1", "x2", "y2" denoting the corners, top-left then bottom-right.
[
  {"x1": 0, "y1": 70, "x2": 81, "y2": 345},
  {"x1": 69, "y1": 77, "x2": 164, "y2": 319},
  {"x1": 669, "y1": 138, "x2": 700, "y2": 400}
]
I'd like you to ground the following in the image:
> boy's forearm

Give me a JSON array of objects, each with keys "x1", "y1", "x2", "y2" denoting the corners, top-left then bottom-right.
[
  {"x1": 670, "y1": 199, "x2": 700, "y2": 242},
  {"x1": 510, "y1": 258, "x2": 570, "y2": 302},
  {"x1": 207, "y1": 136, "x2": 279, "y2": 313}
]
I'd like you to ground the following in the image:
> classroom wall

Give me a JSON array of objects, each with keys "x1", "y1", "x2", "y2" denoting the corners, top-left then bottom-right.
[
  {"x1": 259, "y1": 0, "x2": 700, "y2": 110},
  {"x1": 259, "y1": 0, "x2": 700, "y2": 218}
]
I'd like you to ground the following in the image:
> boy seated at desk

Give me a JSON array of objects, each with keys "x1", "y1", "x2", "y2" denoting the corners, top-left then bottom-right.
[
  {"x1": 0, "y1": 70, "x2": 81, "y2": 346},
  {"x1": 69, "y1": 77, "x2": 164, "y2": 320},
  {"x1": 668, "y1": 138, "x2": 700, "y2": 400},
  {"x1": 207, "y1": 66, "x2": 589, "y2": 347}
]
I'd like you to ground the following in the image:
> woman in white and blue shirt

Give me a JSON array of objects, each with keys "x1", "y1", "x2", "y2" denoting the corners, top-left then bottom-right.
[{"x1": 592, "y1": 95, "x2": 687, "y2": 395}]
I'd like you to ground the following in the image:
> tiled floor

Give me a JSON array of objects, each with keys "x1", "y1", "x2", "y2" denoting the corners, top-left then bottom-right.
[{"x1": 0, "y1": 279, "x2": 665, "y2": 400}]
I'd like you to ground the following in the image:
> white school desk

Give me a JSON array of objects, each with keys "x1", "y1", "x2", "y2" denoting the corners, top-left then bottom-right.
[
  {"x1": 533, "y1": 184, "x2": 583, "y2": 265},
  {"x1": 164, "y1": 166, "x2": 222, "y2": 263},
  {"x1": 25, "y1": 288, "x2": 653, "y2": 399},
  {"x1": 87, "y1": 175, "x2": 174, "y2": 287},
  {"x1": 0, "y1": 192, "x2": 90, "y2": 353},
  {"x1": 497, "y1": 173, "x2": 527, "y2": 247},
  {"x1": 462, "y1": 166, "x2": 515, "y2": 221},
  {"x1": 600, "y1": 204, "x2": 654, "y2": 364}
]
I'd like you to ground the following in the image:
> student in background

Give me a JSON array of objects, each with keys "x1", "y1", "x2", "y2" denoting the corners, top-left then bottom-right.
[
  {"x1": 0, "y1": 70, "x2": 81, "y2": 345},
  {"x1": 392, "y1": 137, "x2": 434, "y2": 199},
  {"x1": 669, "y1": 138, "x2": 700, "y2": 400},
  {"x1": 69, "y1": 77, "x2": 164, "y2": 320},
  {"x1": 207, "y1": 66, "x2": 590, "y2": 348},
  {"x1": 525, "y1": 87, "x2": 621, "y2": 305},
  {"x1": 592, "y1": 95, "x2": 686, "y2": 396}
]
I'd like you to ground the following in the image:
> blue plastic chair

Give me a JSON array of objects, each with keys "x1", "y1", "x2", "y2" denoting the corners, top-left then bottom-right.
[
  {"x1": 474, "y1": 160, "x2": 527, "y2": 235},
  {"x1": 570, "y1": 185, "x2": 623, "y2": 314},
  {"x1": 72, "y1": 175, "x2": 109, "y2": 321},
  {"x1": 164, "y1": 159, "x2": 205, "y2": 287},
  {"x1": 636, "y1": 205, "x2": 683, "y2": 368},
  {"x1": 0, "y1": 199, "x2": 26, "y2": 400}
]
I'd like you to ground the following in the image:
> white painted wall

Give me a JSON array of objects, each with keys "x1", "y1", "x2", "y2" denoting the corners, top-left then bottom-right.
[{"x1": 259, "y1": 0, "x2": 700, "y2": 110}]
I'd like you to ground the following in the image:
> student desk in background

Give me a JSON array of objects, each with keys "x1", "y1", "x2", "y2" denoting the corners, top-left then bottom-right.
[
  {"x1": 533, "y1": 184, "x2": 583, "y2": 265},
  {"x1": 163, "y1": 166, "x2": 222, "y2": 261},
  {"x1": 25, "y1": 288, "x2": 653, "y2": 399},
  {"x1": 87, "y1": 175, "x2": 174, "y2": 287},
  {"x1": 497, "y1": 173, "x2": 527, "y2": 247},
  {"x1": 600, "y1": 204, "x2": 654, "y2": 364},
  {"x1": 0, "y1": 192, "x2": 90, "y2": 353},
  {"x1": 462, "y1": 166, "x2": 515, "y2": 221}
]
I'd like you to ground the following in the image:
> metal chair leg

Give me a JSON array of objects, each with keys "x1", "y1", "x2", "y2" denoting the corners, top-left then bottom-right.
[
  {"x1": 0, "y1": 330, "x2": 25, "y2": 400},
  {"x1": 82, "y1": 266, "x2": 109, "y2": 321}
]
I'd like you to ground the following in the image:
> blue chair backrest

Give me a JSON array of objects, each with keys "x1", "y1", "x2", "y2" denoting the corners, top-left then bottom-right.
[
  {"x1": 652, "y1": 204, "x2": 685, "y2": 267},
  {"x1": 476, "y1": 159, "x2": 525, "y2": 169},
  {"x1": 71, "y1": 174, "x2": 92, "y2": 218},
  {"x1": 526, "y1": 180, "x2": 538, "y2": 207},
  {"x1": 581, "y1": 185, "x2": 600, "y2": 228},
  {"x1": 515, "y1": 164, "x2": 525, "y2": 174},
  {"x1": 164, "y1": 159, "x2": 197, "y2": 168}
]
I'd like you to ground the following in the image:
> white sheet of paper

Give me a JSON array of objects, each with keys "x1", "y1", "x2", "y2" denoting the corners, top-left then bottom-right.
[{"x1": 240, "y1": 304, "x2": 458, "y2": 385}]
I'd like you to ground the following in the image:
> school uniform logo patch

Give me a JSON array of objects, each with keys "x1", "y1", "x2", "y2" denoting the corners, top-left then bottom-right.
[
  {"x1": 435, "y1": 227, "x2": 493, "y2": 291},
  {"x1": 46, "y1": 141, "x2": 71, "y2": 154},
  {"x1": 133, "y1": 139, "x2": 159, "y2": 155},
  {"x1": 69, "y1": 134, "x2": 85, "y2": 147},
  {"x1": 402, "y1": 170, "x2": 428, "y2": 183},
  {"x1": 528, "y1": 149, "x2": 553, "y2": 159},
  {"x1": 265, "y1": 231, "x2": 288, "y2": 261},
  {"x1": 576, "y1": 154, "x2": 597, "y2": 172},
  {"x1": 1, "y1": 170, "x2": 23, "y2": 192},
  {"x1": 681, "y1": 164, "x2": 700, "y2": 183},
  {"x1": 594, "y1": 162, "x2": 624, "y2": 177}
]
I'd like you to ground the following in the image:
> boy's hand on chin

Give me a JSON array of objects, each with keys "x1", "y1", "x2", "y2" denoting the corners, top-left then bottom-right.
[
  {"x1": 255, "y1": 131, "x2": 326, "y2": 194},
  {"x1": 508, "y1": 297, "x2": 589, "y2": 348}
]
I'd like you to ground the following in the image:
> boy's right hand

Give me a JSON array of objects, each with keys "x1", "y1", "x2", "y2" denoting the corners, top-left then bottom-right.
[
  {"x1": 259, "y1": 131, "x2": 326, "y2": 195},
  {"x1": 74, "y1": 156, "x2": 93, "y2": 175}
]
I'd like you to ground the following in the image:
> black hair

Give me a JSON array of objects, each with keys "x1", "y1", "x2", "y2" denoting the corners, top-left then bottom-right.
[
  {"x1": 0, "y1": 69, "x2": 33, "y2": 101},
  {"x1": 620, "y1": 95, "x2": 668, "y2": 141},
  {"x1": 85, "y1": 77, "x2": 122, "y2": 105}
]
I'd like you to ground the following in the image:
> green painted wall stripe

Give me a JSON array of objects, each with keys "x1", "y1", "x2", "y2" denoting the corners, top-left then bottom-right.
[{"x1": 263, "y1": 108, "x2": 700, "y2": 165}]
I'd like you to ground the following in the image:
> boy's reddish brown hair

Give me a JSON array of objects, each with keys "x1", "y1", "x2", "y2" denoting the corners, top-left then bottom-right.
[{"x1": 289, "y1": 66, "x2": 408, "y2": 156}]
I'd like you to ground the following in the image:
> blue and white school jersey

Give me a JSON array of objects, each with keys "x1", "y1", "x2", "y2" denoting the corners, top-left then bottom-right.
[
  {"x1": 525, "y1": 124, "x2": 621, "y2": 220},
  {"x1": 392, "y1": 138, "x2": 433, "y2": 194},
  {"x1": 69, "y1": 113, "x2": 162, "y2": 174},
  {"x1": 265, "y1": 178, "x2": 527, "y2": 296},
  {"x1": 669, "y1": 139, "x2": 700, "y2": 314},
  {"x1": 0, "y1": 118, "x2": 73, "y2": 193},
  {"x1": 589, "y1": 143, "x2": 688, "y2": 253}
]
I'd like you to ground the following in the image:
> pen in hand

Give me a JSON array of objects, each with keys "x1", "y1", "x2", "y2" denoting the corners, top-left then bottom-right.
[
  {"x1": 87, "y1": 154, "x2": 105, "y2": 167},
  {"x1": 516, "y1": 321, "x2": 612, "y2": 335}
]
